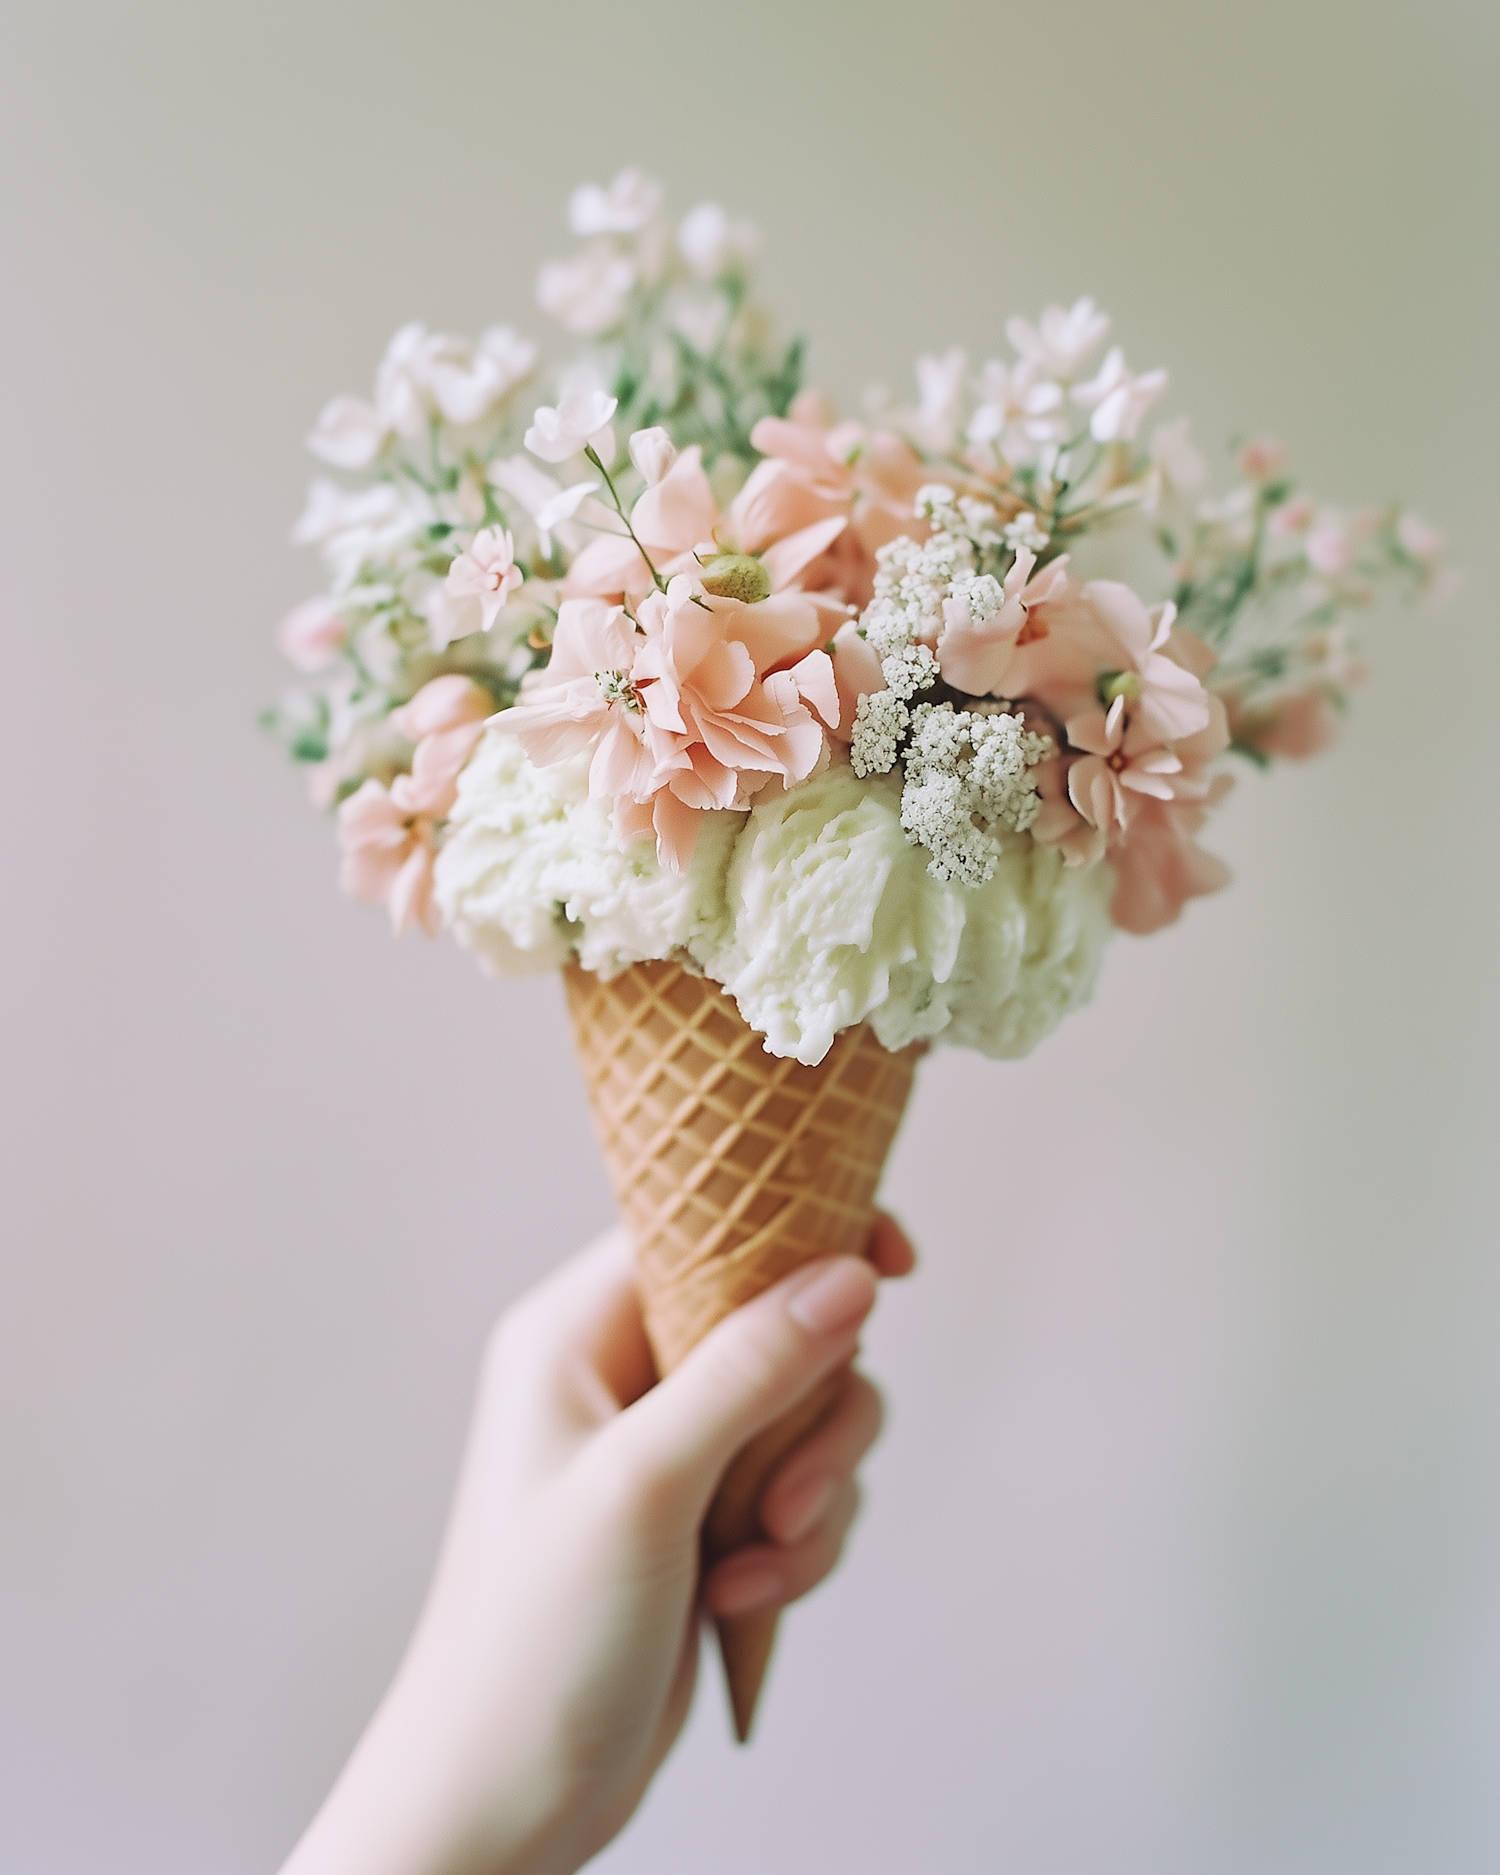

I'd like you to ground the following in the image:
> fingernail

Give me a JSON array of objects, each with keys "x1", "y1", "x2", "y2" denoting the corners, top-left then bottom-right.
[
  {"x1": 786, "y1": 1259, "x2": 876, "y2": 1336},
  {"x1": 767, "y1": 1472, "x2": 837, "y2": 1544},
  {"x1": 710, "y1": 1560, "x2": 782, "y2": 1617}
]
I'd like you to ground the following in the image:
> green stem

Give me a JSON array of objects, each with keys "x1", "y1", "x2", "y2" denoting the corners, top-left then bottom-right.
[{"x1": 585, "y1": 445, "x2": 666, "y2": 592}]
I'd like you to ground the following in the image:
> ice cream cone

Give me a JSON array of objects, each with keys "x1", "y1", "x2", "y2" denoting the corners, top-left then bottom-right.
[{"x1": 563, "y1": 959, "x2": 919, "y2": 1741}]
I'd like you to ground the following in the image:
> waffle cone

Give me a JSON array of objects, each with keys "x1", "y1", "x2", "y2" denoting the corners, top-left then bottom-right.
[{"x1": 563, "y1": 960, "x2": 918, "y2": 1741}]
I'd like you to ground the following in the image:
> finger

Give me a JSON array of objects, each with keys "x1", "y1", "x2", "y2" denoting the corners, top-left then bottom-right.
[
  {"x1": 758, "y1": 1371, "x2": 883, "y2": 1544},
  {"x1": 702, "y1": 1481, "x2": 861, "y2": 1618},
  {"x1": 606, "y1": 1256, "x2": 878, "y2": 1526},
  {"x1": 867, "y1": 1208, "x2": 917, "y2": 1278},
  {"x1": 483, "y1": 1227, "x2": 655, "y2": 1437}
]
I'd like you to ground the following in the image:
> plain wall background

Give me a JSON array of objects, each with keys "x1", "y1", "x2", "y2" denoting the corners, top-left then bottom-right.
[{"x1": 1, "y1": 2, "x2": 1496, "y2": 1870}]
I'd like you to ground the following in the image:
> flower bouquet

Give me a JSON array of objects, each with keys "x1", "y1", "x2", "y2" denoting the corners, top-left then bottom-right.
[{"x1": 266, "y1": 170, "x2": 1446, "y2": 1738}]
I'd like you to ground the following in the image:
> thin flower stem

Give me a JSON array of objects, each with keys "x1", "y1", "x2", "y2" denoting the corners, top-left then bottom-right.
[{"x1": 584, "y1": 445, "x2": 666, "y2": 592}]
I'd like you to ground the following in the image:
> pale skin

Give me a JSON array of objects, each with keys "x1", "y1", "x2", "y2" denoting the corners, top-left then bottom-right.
[{"x1": 281, "y1": 1214, "x2": 915, "y2": 1875}]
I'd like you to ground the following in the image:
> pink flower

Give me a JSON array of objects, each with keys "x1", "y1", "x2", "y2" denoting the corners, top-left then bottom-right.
[
  {"x1": 1305, "y1": 521, "x2": 1353, "y2": 576},
  {"x1": 444, "y1": 527, "x2": 523, "y2": 632},
  {"x1": 1228, "y1": 687, "x2": 1341, "y2": 761},
  {"x1": 1239, "y1": 438, "x2": 1288, "y2": 483},
  {"x1": 278, "y1": 596, "x2": 346, "y2": 672},
  {"x1": 828, "y1": 620, "x2": 886, "y2": 742},
  {"x1": 1106, "y1": 797, "x2": 1233, "y2": 935},
  {"x1": 625, "y1": 577, "x2": 833, "y2": 868},
  {"x1": 935, "y1": 549, "x2": 1073, "y2": 697},
  {"x1": 562, "y1": 445, "x2": 719, "y2": 601},
  {"x1": 501, "y1": 599, "x2": 656, "y2": 803},
  {"x1": 1064, "y1": 696, "x2": 1185, "y2": 832},
  {"x1": 1077, "y1": 582, "x2": 1213, "y2": 743},
  {"x1": 337, "y1": 780, "x2": 441, "y2": 937},
  {"x1": 387, "y1": 675, "x2": 493, "y2": 819},
  {"x1": 1094, "y1": 695, "x2": 1233, "y2": 933}
]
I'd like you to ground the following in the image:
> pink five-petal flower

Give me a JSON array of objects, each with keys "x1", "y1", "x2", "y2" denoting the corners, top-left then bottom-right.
[
  {"x1": 502, "y1": 599, "x2": 655, "y2": 802},
  {"x1": 336, "y1": 778, "x2": 441, "y2": 937},
  {"x1": 387, "y1": 675, "x2": 493, "y2": 820},
  {"x1": 935, "y1": 550, "x2": 1073, "y2": 698},
  {"x1": 1079, "y1": 581, "x2": 1212, "y2": 743},
  {"x1": 1065, "y1": 695, "x2": 1184, "y2": 832},
  {"x1": 445, "y1": 527, "x2": 524, "y2": 634}
]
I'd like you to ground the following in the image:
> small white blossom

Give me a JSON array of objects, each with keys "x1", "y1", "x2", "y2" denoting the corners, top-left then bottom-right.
[
  {"x1": 880, "y1": 642, "x2": 939, "y2": 700},
  {"x1": 898, "y1": 704, "x2": 1050, "y2": 885},
  {"x1": 1072, "y1": 347, "x2": 1168, "y2": 443},
  {"x1": 947, "y1": 572, "x2": 1006, "y2": 624},
  {"x1": 425, "y1": 325, "x2": 538, "y2": 427},
  {"x1": 568, "y1": 169, "x2": 662, "y2": 236},
  {"x1": 524, "y1": 387, "x2": 618, "y2": 466},
  {"x1": 306, "y1": 395, "x2": 388, "y2": 470},
  {"x1": 537, "y1": 243, "x2": 637, "y2": 336},
  {"x1": 532, "y1": 479, "x2": 601, "y2": 555},
  {"x1": 1006, "y1": 298, "x2": 1111, "y2": 377},
  {"x1": 1002, "y1": 512, "x2": 1051, "y2": 555},
  {"x1": 850, "y1": 691, "x2": 910, "y2": 776},
  {"x1": 967, "y1": 358, "x2": 1066, "y2": 465},
  {"x1": 669, "y1": 288, "x2": 730, "y2": 355},
  {"x1": 911, "y1": 349, "x2": 967, "y2": 451},
  {"x1": 1149, "y1": 418, "x2": 1204, "y2": 494},
  {"x1": 678, "y1": 202, "x2": 759, "y2": 278},
  {"x1": 628, "y1": 426, "x2": 678, "y2": 486}
]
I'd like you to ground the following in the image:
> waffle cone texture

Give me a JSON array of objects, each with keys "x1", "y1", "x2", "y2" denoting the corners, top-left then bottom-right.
[{"x1": 563, "y1": 960, "x2": 918, "y2": 1741}]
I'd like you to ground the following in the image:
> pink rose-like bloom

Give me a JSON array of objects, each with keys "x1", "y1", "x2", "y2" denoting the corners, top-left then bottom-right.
[
  {"x1": 502, "y1": 599, "x2": 656, "y2": 804},
  {"x1": 622, "y1": 577, "x2": 834, "y2": 870},
  {"x1": 935, "y1": 549, "x2": 1072, "y2": 697},
  {"x1": 278, "y1": 596, "x2": 347, "y2": 672},
  {"x1": 445, "y1": 527, "x2": 524, "y2": 633}
]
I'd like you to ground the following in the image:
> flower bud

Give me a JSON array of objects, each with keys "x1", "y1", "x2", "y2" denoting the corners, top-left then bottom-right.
[{"x1": 699, "y1": 553, "x2": 772, "y2": 603}]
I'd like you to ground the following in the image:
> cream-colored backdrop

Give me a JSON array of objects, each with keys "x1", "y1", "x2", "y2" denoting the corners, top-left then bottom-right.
[{"x1": 1, "y1": 2, "x2": 1495, "y2": 1870}]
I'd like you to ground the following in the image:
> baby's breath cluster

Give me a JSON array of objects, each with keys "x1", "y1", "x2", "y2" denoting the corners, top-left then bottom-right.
[{"x1": 850, "y1": 488, "x2": 1053, "y2": 883}]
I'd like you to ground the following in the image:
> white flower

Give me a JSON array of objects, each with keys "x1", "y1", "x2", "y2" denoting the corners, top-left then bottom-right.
[
  {"x1": 445, "y1": 527, "x2": 524, "y2": 634},
  {"x1": 912, "y1": 348, "x2": 967, "y2": 450},
  {"x1": 628, "y1": 426, "x2": 678, "y2": 486},
  {"x1": 374, "y1": 322, "x2": 440, "y2": 438},
  {"x1": 537, "y1": 243, "x2": 637, "y2": 337},
  {"x1": 524, "y1": 387, "x2": 618, "y2": 466},
  {"x1": 966, "y1": 358, "x2": 1066, "y2": 464},
  {"x1": 1149, "y1": 417, "x2": 1204, "y2": 493},
  {"x1": 677, "y1": 202, "x2": 759, "y2": 278},
  {"x1": 669, "y1": 288, "x2": 730, "y2": 356},
  {"x1": 425, "y1": 325, "x2": 538, "y2": 427},
  {"x1": 1006, "y1": 298, "x2": 1111, "y2": 377},
  {"x1": 1002, "y1": 512, "x2": 1050, "y2": 554},
  {"x1": 568, "y1": 169, "x2": 663, "y2": 236},
  {"x1": 306, "y1": 394, "x2": 388, "y2": 469},
  {"x1": 850, "y1": 691, "x2": 910, "y2": 777},
  {"x1": 1071, "y1": 347, "x2": 1168, "y2": 443},
  {"x1": 532, "y1": 480, "x2": 601, "y2": 555}
]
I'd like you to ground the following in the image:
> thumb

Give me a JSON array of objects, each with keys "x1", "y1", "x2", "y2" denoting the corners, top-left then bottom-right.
[{"x1": 606, "y1": 1257, "x2": 877, "y2": 1525}]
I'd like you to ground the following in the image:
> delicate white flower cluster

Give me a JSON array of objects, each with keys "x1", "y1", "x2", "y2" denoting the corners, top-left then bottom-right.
[
  {"x1": 898, "y1": 704, "x2": 1051, "y2": 886},
  {"x1": 848, "y1": 497, "x2": 1051, "y2": 883}
]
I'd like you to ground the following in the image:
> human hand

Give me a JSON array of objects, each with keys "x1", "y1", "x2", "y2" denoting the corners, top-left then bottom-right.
[{"x1": 280, "y1": 1212, "x2": 915, "y2": 1875}]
